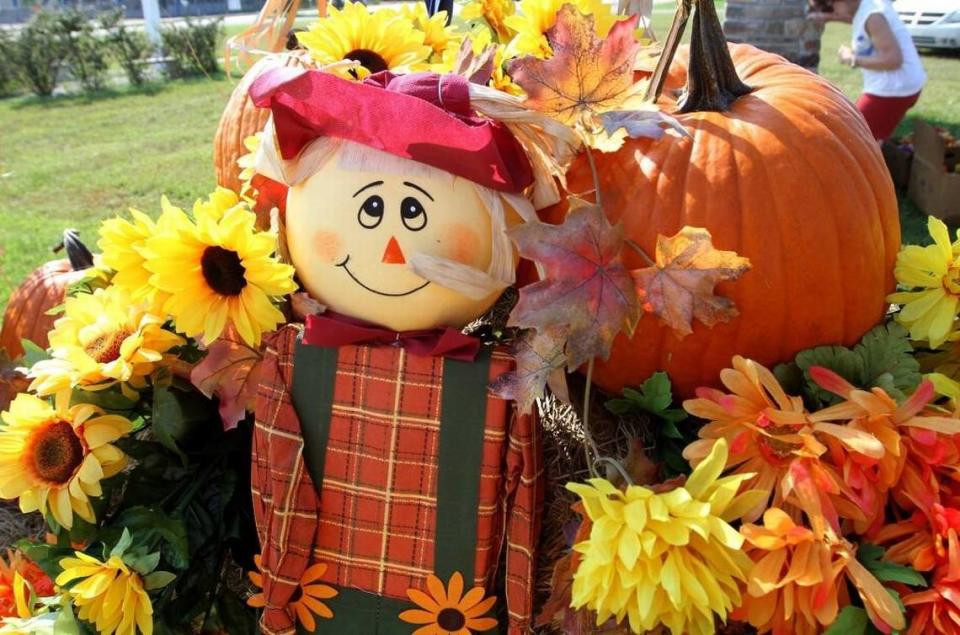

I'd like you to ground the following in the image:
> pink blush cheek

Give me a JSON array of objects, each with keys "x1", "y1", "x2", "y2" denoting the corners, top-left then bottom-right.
[
  {"x1": 312, "y1": 230, "x2": 345, "y2": 263},
  {"x1": 441, "y1": 224, "x2": 484, "y2": 266}
]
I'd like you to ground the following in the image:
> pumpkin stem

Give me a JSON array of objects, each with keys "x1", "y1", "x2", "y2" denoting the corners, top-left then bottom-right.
[
  {"x1": 679, "y1": 0, "x2": 752, "y2": 112},
  {"x1": 59, "y1": 229, "x2": 95, "y2": 271}
]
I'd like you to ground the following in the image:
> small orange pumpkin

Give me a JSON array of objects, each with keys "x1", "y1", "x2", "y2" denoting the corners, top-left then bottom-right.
[
  {"x1": 0, "y1": 230, "x2": 94, "y2": 360},
  {"x1": 544, "y1": 0, "x2": 900, "y2": 397}
]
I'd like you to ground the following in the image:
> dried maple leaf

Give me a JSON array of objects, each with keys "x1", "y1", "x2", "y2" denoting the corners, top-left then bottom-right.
[
  {"x1": 632, "y1": 227, "x2": 751, "y2": 338},
  {"x1": 490, "y1": 326, "x2": 567, "y2": 414},
  {"x1": 452, "y1": 36, "x2": 496, "y2": 86},
  {"x1": 191, "y1": 336, "x2": 262, "y2": 431},
  {"x1": 508, "y1": 204, "x2": 640, "y2": 369},
  {"x1": 508, "y1": 6, "x2": 643, "y2": 128}
]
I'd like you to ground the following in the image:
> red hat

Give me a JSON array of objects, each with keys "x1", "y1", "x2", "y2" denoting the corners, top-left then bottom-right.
[{"x1": 249, "y1": 67, "x2": 535, "y2": 193}]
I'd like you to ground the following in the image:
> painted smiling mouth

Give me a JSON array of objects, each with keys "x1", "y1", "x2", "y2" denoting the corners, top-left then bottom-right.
[{"x1": 336, "y1": 255, "x2": 430, "y2": 297}]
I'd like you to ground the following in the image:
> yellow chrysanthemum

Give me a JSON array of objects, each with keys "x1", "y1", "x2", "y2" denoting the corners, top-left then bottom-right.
[
  {"x1": 505, "y1": 0, "x2": 623, "y2": 58},
  {"x1": 296, "y1": 1, "x2": 431, "y2": 79},
  {"x1": 888, "y1": 216, "x2": 960, "y2": 347},
  {"x1": 566, "y1": 439, "x2": 761, "y2": 635},
  {"x1": 0, "y1": 392, "x2": 130, "y2": 529},
  {"x1": 28, "y1": 286, "x2": 184, "y2": 397},
  {"x1": 144, "y1": 199, "x2": 296, "y2": 347},
  {"x1": 462, "y1": 0, "x2": 516, "y2": 42},
  {"x1": 56, "y1": 552, "x2": 153, "y2": 635}
]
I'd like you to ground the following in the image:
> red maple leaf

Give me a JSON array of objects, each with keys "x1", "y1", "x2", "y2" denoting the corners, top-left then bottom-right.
[
  {"x1": 490, "y1": 326, "x2": 567, "y2": 414},
  {"x1": 508, "y1": 203, "x2": 640, "y2": 369},
  {"x1": 191, "y1": 335, "x2": 262, "y2": 431}
]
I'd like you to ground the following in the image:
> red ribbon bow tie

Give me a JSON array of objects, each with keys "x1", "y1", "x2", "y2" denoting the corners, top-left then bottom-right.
[{"x1": 302, "y1": 312, "x2": 481, "y2": 362}]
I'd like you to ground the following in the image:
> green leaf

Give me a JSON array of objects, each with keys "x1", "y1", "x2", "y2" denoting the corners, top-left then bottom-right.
[
  {"x1": 144, "y1": 570, "x2": 177, "y2": 590},
  {"x1": 855, "y1": 323, "x2": 922, "y2": 399},
  {"x1": 605, "y1": 372, "x2": 688, "y2": 425},
  {"x1": 20, "y1": 339, "x2": 50, "y2": 367},
  {"x1": 825, "y1": 606, "x2": 869, "y2": 634},
  {"x1": 112, "y1": 507, "x2": 190, "y2": 570},
  {"x1": 858, "y1": 542, "x2": 928, "y2": 587},
  {"x1": 773, "y1": 361, "x2": 804, "y2": 396},
  {"x1": 71, "y1": 386, "x2": 139, "y2": 413},
  {"x1": 795, "y1": 345, "x2": 866, "y2": 406},
  {"x1": 109, "y1": 528, "x2": 133, "y2": 559},
  {"x1": 15, "y1": 540, "x2": 75, "y2": 583},
  {"x1": 54, "y1": 600, "x2": 83, "y2": 635},
  {"x1": 151, "y1": 384, "x2": 217, "y2": 465},
  {"x1": 125, "y1": 550, "x2": 161, "y2": 576}
]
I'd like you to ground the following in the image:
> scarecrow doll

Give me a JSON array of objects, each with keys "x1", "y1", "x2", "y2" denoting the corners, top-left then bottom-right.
[{"x1": 247, "y1": 65, "x2": 576, "y2": 635}]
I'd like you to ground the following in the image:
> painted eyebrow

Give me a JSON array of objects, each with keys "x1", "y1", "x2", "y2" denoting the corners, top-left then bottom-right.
[
  {"x1": 352, "y1": 181, "x2": 384, "y2": 198},
  {"x1": 402, "y1": 181, "x2": 434, "y2": 202}
]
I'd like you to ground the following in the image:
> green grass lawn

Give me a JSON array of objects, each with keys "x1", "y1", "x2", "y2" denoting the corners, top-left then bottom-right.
[{"x1": 0, "y1": 7, "x2": 957, "y2": 311}]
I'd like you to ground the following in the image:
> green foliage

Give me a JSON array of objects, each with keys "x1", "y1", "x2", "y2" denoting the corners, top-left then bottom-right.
[
  {"x1": 14, "y1": 11, "x2": 68, "y2": 97},
  {"x1": 775, "y1": 323, "x2": 922, "y2": 409},
  {"x1": 0, "y1": 28, "x2": 22, "y2": 97},
  {"x1": 56, "y1": 10, "x2": 110, "y2": 92},
  {"x1": 858, "y1": 543, "x2": 928, "y2": 588},
  {"x1": 100, "y1": 9, "x2": 155, "y2": 88},
  {"x1": 825, "y1": 606, "x2": 870, "y2": 635},
  {"x1": 606, "y1": 371, "x2": 693, "y2": 476},
  {"x1": 162, "y1": 19, "x2": 223, "y2": 79}
]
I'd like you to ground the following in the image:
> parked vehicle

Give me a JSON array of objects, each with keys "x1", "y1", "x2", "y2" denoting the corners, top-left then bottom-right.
[{"x1": 894, "y1": 0, "x2": 960, "y2": 50}]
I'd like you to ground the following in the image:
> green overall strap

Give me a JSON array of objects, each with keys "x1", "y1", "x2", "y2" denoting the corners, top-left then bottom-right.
[{"x1": 290, "y1": 342, "x2": 495, "y2": 634}]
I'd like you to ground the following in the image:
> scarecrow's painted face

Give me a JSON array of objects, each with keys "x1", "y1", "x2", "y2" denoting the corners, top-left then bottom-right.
[{"x1": 286, "y1": 149, "x2": 503, "y2": 331}]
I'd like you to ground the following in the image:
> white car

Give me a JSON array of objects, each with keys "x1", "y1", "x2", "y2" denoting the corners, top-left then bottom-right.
[{"x1": 894, "y1": 0, "x2": 960, "y2": 50}]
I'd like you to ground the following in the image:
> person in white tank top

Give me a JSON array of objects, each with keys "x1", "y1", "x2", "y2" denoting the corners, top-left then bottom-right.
[{"x1": 811, "y1": 0, "x2": 927, "y2": 140}]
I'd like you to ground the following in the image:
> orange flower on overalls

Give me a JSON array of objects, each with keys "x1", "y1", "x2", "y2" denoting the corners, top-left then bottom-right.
[
  {"x1": 247, "y1": 555, "x2": 338, "y2": 630},
  {"x1": 399, "y1": 572, "x2": 498, "y2": 634}
]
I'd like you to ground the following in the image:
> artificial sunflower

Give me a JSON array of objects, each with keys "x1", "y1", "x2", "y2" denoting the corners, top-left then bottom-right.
[
  {"x1": 247, "y1": 557, "x2": 337, "y2": 630},
  {"x1": 399, "y1": 571, "x2": 497, "y2": 635},
  {"x1": 28, "y1": 286, "x2": 183, "y2": 397},
  {"x1": 735, "y1": 508, "x2": 906, "y2": 635},
  {"x1": 56, "y1": 552, "x2": 153, "y2": 635},
  {"x1": 0, "y1": 392, "x2": 130, "y2": 529},
  {"x1": 889, "y1": 216, "x2": 960, "y2": 347},
  {"x1": 398, "y1": 3, "x2": 461, "y2": 60},
  {"x1": 461, "y1": 0, "x2": 516, "y2": 42},
  {"x1": 296, "y1": 1, "x2": 431, "y2": 79},
  {"x1": 192, "y1": 186, "x2": 242, "y2": 222},
  {"x1": 566, "y1": 439, "x2": 761, "y2": 635},
  {"x1": 682, "y1": 356, "x2": 884, "y2": 527},
  {"x1": 144, "y1": 197, "x2": 296, "y2": 347},
  {"x1": 504, "y1": 0, "x2": 622, "y2": 58}
]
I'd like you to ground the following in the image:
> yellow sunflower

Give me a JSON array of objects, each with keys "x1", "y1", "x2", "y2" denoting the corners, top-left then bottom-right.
[
  {"x1": 28, "y1": 286, "x2": 184, "y2": 397},
  {"x1": 461, "y1": 0, "x2": 516, "y2": 42},
  {"x1": 0, "y1": 392, "x2": 130, "y2": 529},
  {"x1": 56, "y1": 552, "x2": 153, "y2": 635},
  {"x1": 505, "y1": 0, "x2": 623, "y2": 58},
  {"x1": 144, "y1": 199, "x2": 296, "y2": 347},
  {"x1": 192, "y1": 186, "x2": 243, "y2": 222},
  {"x1": 247, "y1": 557, "x2": 338, "y2": 630},
  {"x1": 98, "y1": 198, "x2": 193, "y2": 308},
  {"x1": 296, "y1": 1, "x2": 431, "y2": 79},
  {"x1": 888, "y1": 216, "x2": 960, "y2": 347},
  {"x1": 398, "y1": 3, "x2": 461, "y2": 59},
  {"x1": 399, "y1": 572, "x2": 498, "y2": 635}
]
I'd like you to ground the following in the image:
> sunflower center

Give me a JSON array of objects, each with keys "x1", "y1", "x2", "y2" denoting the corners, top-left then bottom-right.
[
  {"x1": 945, "y1": 266, "x2": 960, "y2": 295},
  {"x1": 437, "y1": 608, "x2": 466, "y2": 631},
  {"x1": 201, "y1": 246, "x2": 247, "y2": 296},
  {"x1": 31, "y1": 421, "x2": 85, "y2": 484},
  {"x1": 344, "y1": 49, "x2": 389, "y2": 75},
  {"x1": 83, "y1": 329, "x2": 131, "y2": 364}
]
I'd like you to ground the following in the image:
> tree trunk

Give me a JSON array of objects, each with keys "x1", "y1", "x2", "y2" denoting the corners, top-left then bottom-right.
[{"x1": 722, "y1": 0, "x2": 824, "y2": 71}]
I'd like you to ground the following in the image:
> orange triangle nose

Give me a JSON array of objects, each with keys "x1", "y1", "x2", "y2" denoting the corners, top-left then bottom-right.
[{"x1": 381, "y1": 236, "x2": 406, "y2": 264}]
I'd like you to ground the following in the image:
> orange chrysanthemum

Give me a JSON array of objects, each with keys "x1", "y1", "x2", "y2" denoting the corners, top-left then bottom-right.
[
  {"x1": 903, "y1": 574, "x2": 960, "y2": 635},
  {"x1": 247, "y1": 556, "x2": 337, "y2": 630},
  {"x1": 683, "y1": 356, "x2": 884, "y2": 529},
  {"x1": 399, "y1": 572, "x2": 498, "y2": 635},
  {"x1": 0, "y1": 550, "x2": 54, "y2": 618},
  {"x1": 735, "y1": 508, "x2": 906, "y2": 635},
  {"x1": 809, "y1": 370, "x2": 960, "y2": 530}
]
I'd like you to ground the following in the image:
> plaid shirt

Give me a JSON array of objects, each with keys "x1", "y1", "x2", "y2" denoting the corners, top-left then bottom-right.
[{"x1": 252, "y1": 325, "x2": 543, "y2": 634}]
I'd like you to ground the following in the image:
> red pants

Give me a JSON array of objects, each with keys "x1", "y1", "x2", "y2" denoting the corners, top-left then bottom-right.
[{"x1": 856, "y1": 91, "x2": 921, "y2": 141}]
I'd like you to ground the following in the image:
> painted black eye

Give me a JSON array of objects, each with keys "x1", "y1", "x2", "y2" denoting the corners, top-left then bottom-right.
[
  {"x1": 358, "y1": 195, "x2": 384, "y2": 229},
  {"x1": 400, "y1": 196, "x2": 427, "y2": 231}
]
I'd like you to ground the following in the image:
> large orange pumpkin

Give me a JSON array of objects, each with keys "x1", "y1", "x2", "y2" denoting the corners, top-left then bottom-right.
[
  {"x1": 0, "y1": 230, "x2": 94, "y2": 360},
  {"x1": 213, "y1": 54, "x2": 307, "y2": 198},
  {"x1": 546, "y1": 0, "x2": 900, "y2": 397}
]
